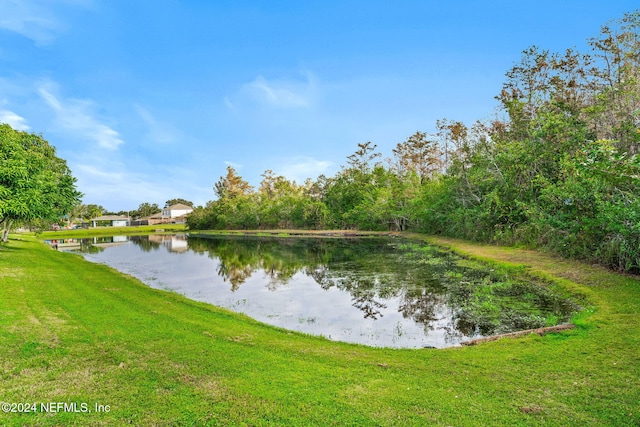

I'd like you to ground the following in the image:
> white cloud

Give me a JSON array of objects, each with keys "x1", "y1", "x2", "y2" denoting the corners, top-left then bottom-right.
[
  {"x1": 38, "y1": 84, "x2": 124, "y2": 150},
  {"x1": 0, "y1": 109, "x2": 30, "y2": 130},
  {"x1": 134, "y1": 104, "x2": 180, "y2": 145},
  {"x1": 248, "y1": 76, "x2": 312, "y2": 108},
  {"x1": 229, "y1": 70, "x2": 319, "y2": 110},
  {"x1": 72, "y1": 161, "x2": 212, "y2": 211},
  {"x1": 223, "y1": 96, "x2": 235, "y2": 111},
  {"x1": 74, "y1": 163, "x2": 166, "y2": 208},
  {"x1": 0, "y1": 0, "x2": 60, "y2": 45},
  {"x1": 0, "y1": 0, "x2": 91, "y2": 45},
  {"x1": 276, "y1": 156, "x2": 333, "y2": 184}
]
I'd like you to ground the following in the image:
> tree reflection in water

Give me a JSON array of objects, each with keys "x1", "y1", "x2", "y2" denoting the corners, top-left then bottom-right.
[
  {"x1": 184, "y1": 235, "x2": 576, "y2": 339},
  {"x1": 73, "y1": 234, "x2": 578, "y2": 346}
]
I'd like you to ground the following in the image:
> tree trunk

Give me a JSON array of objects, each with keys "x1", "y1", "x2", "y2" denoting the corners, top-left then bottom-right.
[{"x1": 1, "y1": 219, "x2": 12, "y2": 242}]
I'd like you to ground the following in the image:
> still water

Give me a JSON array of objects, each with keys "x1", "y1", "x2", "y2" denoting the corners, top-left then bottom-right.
[{"x1": 55, "y1": 234, "x2": 576, "y2": 348}]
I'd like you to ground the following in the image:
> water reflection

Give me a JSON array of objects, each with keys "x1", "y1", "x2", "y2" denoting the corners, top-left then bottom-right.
[
  {"x1": 130, "y1": 234, "x2": 188, "y2": 253},
  {"x1": 46, "y1": 235, "x2": 129, "y2": 253},
  {"x1": 63, "y1": 234, "x2": 577, "y2": 348}
]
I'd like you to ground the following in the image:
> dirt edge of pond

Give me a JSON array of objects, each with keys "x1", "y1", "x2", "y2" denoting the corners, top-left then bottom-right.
[
  {"x1": 188, "y1": 230, "x2": 404, "y2": 238},
  {"x1": 461, "y1": 323, "x2": 576, "y2": 346}
]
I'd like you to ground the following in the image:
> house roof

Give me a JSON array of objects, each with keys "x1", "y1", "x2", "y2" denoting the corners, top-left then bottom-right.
[
  {"x1": 136, "y1": 212, "x2": 163, "y2": 220},
  {"x1": 166, "y1": 203, "x2": 193, "y2": 210}
]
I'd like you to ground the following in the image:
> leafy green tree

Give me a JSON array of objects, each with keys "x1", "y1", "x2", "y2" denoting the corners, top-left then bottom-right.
[
  {"x1": 186, "y1": 201, "x2": 218, "y2": 230},
  {"x1": 257, "y1": 171, "x2": 308, "y2": 228},
  {"x1": 69, "y1": 204, "x2": 89, "y2": 220},
  {"x1": 68, "y1": 203, "x2": 109, "y2": 222},
  {"x1": 409, "y1": 11, "x2": 640, "y2": 273},
  {"x1": 346, "y1": 141, "x2": 381, "y2": 172},
  {"x1": 535, "y1": 139, "x2": 640, "y2": 271},
  {"x1": 136, "y1": 202, "x2": 161, "y2": 218},
  {"x1": 587, "y1": 10, "x2": 640, "y2": 154},
  {"x1": 165, "y1": 198, "x2": 193, "y2": 207},
  {"x1": 0, "y1": 124, "x2": 82, "y2": 241},
  {"x1": 323, "y1": 142, "x2": 384, "y2": 229},
  {"x1": 190, "y1": 167, "x2": 258, "y2": 230},
  {"x1": 86, "y1": 204, "x2": 105, "y2": 219},
  {"x1": 389, "y1": 130, "x2": 445, "y2": 230},
  {"x1": 258, "y1": 170, "x2": 279, "y2": 201},
  {"x1": 214, "y1": 166, "x2": 253, "y2": 199},
  {"x1": 392, "y1": 131, "x2": 441, "y2": 183}
]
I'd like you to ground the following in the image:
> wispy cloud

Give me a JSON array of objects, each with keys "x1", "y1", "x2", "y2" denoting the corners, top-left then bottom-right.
[
  {"x1": 248, "y1": 75, "x2": 313, "y2": 108},
  {"x1": 72, "y1": 161, "x2": 212, "y2": 210},
  {"x1": 276, "y1": 156, "x2": 333, "y2": 183},
  {"x1": 134, "y1": 104, "x2": 180, "y2": 145},
  {"x1": 38, "y1": 82, "x2": 124, "y2": 150},
  {"x1": 228, "y1": 70, "x2": 319, "y2": 110},
  {"x1": 0, "y1": 109, "x2": 30, "y2": 130},
  {"x1": 0, "y1": 0, "x2": 91, "y2": 45},
  {"x1": 0, "y1": 1, "x2": 60, "y2": 45},
  {"x1": 74, "y1": 162, "x2": 166, "y2": 208}
]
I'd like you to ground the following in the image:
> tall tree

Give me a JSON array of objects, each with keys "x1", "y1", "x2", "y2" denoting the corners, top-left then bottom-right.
[
  {"x1": 324, "y1": 142, "x2": 389, "y2": 229},
  {"x1": 0, "y1": 124, "x2": 82, "y2": 241},
  {"x1": 587, "y1": 11, "x2": 640, "y2": 154},
  {"x1": 165, "y1": 198, "x2": 193, "y2": 207},
  {"x1": 256, "y1": 170, "x2": 311, "y2": 229},
  {"x1": 346, "y1": 141, "x2": 381, "y2": 173},
  {"x1": 68, "y1": 203, "x2": 106, "y2": 220},
  {"x1": 214, "y1": 166, "x2": 253, "y2": 199},
  {"x1": 86, "y1": 204, "x2": 105, "y2": 219},
  {"x1": 392, "y1": 131, "x2": 441, "y2": 183},
  {"x1": 137, "y1": 202, "x2": 161, "y2": 218}
]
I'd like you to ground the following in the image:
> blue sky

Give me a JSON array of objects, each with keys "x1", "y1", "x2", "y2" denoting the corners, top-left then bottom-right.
[{"x1": 0, "y1": 1, "x2": 636, "y2": 211}]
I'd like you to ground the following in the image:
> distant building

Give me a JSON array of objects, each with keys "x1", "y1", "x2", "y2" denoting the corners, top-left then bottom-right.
[
  {"x1": 90, "y1": 215, "x2": 131, "y2": 227},
  {"x1": 131, "y1": 212, "x2": 163, "y2": 226},
  {"x1": 161, "y1": 203, "x2": 193, "y2": 224},
  {"x1": 131, "y1": 204, "x2": 193, "y2": 226}
]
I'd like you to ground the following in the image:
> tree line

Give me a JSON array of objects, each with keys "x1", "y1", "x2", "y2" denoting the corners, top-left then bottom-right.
[{"x1": 188, "y1": 11, "x2": 640, "y2": 274}]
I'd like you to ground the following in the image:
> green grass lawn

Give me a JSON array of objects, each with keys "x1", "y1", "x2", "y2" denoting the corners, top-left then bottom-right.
[
  {"x1": 1, "y1": 233, "x2": 638, "y2": 426},
  {"x1": 38, "y1": 223, "x2": 187, "y2": 239}
]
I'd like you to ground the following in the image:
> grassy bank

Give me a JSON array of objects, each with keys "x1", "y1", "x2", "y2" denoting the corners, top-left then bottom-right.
[
  {"x1": 0, "y1": 234, "x2": 638, "y2": 426},
  {"x1": 37, "y1": 223, "x2": 187, "y2": 239}
]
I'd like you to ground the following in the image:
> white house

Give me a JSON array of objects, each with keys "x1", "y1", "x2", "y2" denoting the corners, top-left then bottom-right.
[
  {"x1": 90, "y1": 215, "x2": 130, "y2": 227},
  {"x1": 161, "y1": 203, "x2": 193, "y2": 223}
]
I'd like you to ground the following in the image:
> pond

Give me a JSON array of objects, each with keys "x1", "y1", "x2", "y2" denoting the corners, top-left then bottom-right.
[{"x1": 51, "y1": 234, "x2": 578, "y2": 348}]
